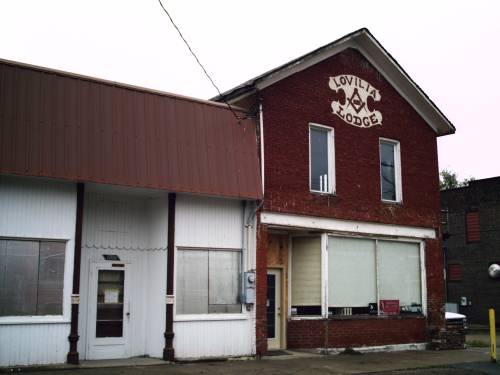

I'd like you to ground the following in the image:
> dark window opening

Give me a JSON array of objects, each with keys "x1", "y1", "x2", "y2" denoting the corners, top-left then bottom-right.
[
  {"x1": 380, "y1": 141, "x2": 396, "y2": 201},
  {"x1": 291, "y1": 305, "x2": 322, "y2": 316}
]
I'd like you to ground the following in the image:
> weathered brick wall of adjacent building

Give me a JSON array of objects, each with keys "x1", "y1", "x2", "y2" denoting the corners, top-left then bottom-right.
[{"x1": 442, "y1": 177, "x2": 500, "y2": 325}]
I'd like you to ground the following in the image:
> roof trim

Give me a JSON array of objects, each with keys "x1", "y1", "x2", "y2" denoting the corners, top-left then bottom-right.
[
  {"x1": 214, "y1": 28, "x2": 455, "y2": 136},
  {"x1": 0, "y1": 58, "x2": 246, "y2": 113}
]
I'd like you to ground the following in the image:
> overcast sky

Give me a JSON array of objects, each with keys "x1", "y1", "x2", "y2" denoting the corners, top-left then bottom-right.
[{"x1": 1, "y1": 0, "x2": 498, "y2": 181}]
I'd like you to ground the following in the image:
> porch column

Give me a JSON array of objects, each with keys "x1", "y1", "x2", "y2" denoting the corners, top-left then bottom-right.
[
  {"x1": 67, "y1": 182, "x2": 85, "y2": 364},
  {"x1": 163, "y1": 192, "x2": 176, "y2": 361}
]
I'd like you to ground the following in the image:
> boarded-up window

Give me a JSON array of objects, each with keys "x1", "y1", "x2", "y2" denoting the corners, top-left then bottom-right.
[
  {"x1": 466, "y1": 211, "x2": 480, "y2": 243},
  {"x1": 448, "y1": 264, "x2": 462, "y2": 282},
  {"x1": 291, "y1": 237, "x2": 321, "y2": 315},
  {"x1": 0, "y1": 239, "x2": 66, "y2": 317}
]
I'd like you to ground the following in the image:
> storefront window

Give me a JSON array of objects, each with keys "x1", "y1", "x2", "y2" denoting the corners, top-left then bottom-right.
[
  {"x1": 0, "y1": 239, "x2": 66, "y2": 317},
  {"x1": 176, "y1": 248, "x2": 241, "y2": 315}
]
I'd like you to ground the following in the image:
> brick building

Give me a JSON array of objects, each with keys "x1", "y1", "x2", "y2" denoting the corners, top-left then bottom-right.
[
  {"x1": 442, "y1": 177, "x2": 500, "y2": 325},
  {"x1": 216, "y1": 28, "x2": 455, "y2": 353}
]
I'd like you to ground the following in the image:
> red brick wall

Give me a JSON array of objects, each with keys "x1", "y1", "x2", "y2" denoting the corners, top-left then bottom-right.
[
  {"x1": 255, "y1": 221, "x2": 268, "y2": 356},
  {"x1": 287, "y1": 317, "x2": 427, "y2": 349},
  {"x1": 254, "y1": 48, "x2": 445, "y2": 353},
  {"x1": 261, "y1": 48, "x2": 441, "y2": 229}
]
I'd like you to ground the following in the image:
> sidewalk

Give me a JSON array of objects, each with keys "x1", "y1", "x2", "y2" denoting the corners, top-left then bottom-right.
[{"x1": 1, "y1": 347, "x2": 496, "y2": 375}]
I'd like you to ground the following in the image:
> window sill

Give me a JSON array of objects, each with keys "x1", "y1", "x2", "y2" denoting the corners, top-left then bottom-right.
[
  {"x1": 174, "y1": 313, "x2": 249, "y2": 322},
  {"x1": 310, "y1": 190, "x2": 337, "y2": 197},
  {"x1": 328, "y1": 313, "x2": 425, "y2": 321},
  {"x1": 382, "y1": 199, "x2": 403, "y2": 206},
  {"x1": 0, "y1": 316, "x2": 70, "y2": 325},
  {"x1": 289, "y1": 314, "x2": 425, "y2": 322},
  {"x1": 290, "y1": 315, "x2": 323, "y2": 320}
]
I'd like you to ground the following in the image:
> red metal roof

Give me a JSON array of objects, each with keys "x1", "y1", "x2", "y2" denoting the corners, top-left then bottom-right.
[{"x1": 0, "y1": 59, "x2": 262, "y2": 199}]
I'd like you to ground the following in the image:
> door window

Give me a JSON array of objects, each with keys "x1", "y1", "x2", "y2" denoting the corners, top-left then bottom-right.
[
  {"x1": 96, "y1": 270, "x2": 125, "y2": 338},
  {"x1": 266, "y1": 274, "x2": 276, "y2": 339}
]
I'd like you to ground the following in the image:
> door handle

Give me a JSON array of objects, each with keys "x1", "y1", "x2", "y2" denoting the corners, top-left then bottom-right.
[{"x1": 126, "y1": 312, "x2": 130, "y2": 317}]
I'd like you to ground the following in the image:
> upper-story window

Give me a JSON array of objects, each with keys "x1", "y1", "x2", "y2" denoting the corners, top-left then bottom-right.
[
  {"x1": 309, "y1": 124, "x2": 335, "y2": 194},
  {"x1": 379, "y1": 138, "x2": 402, "y2": 203}
]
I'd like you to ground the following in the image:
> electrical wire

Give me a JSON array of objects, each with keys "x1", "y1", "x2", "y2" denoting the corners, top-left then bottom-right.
[{"x1": 157, "y1": 0, "x2": 247, "y2": 121}]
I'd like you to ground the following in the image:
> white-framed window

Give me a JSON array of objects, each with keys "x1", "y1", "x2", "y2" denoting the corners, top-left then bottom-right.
[
  {"x1": 327, "y1": 236, "x2": 422, "y2": 316},
  {"x1": 379, "y1": 138, "x2": 402, "y2": 202},
  {"x1": 309, "y1": 123, "x2": 335, "y2": 194},
  {"x1": 176, "y1": 247, "x2": 242, "y2": 315},
  {"x1": 289, "y1": 234, "x2": 425, "y2": 318},
  {"x1": 0, "y1": 238, "x2": 66, "y2": 317}
]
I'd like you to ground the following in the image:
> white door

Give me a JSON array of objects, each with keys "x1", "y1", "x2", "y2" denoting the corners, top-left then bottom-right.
[
  {"x1": 267, "y1": 269, "x2": 282, "y2": 349},
  {"x1": 87, "y1": 263, "x2": 131, "y2": 359}
]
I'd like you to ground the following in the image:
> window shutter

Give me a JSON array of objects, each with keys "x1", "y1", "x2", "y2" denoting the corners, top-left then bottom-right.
[
  {"x1": 466, "y1": 211, "x2": 480, "y2": 243},
  {"x1": 448, "y1": 264, "x2": 462, "y2": 282},
  {"x1": 328, "y1": 237, "x2": 377, "y2": 307},
  {"x1": 291, "y1": 237, "x2": 321, "y2": 306}
]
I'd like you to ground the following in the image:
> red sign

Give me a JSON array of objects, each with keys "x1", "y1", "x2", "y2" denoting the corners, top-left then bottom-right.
[{"x1": 379, "y1": 300, "x2": 400, "y2": 315}]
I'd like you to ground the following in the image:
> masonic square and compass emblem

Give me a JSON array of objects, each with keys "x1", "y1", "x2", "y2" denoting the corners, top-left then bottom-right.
[{"x1": 328, "y1": 74, "x2": 382, "y2": 128}]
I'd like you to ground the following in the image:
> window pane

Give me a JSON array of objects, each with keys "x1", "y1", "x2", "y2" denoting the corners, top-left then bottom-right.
[
  {"x1": 266, "y1": 274, "x2": 276, "y2": 338},
  {"x1": 380, "y1": 142, "x2": 396, "y2": 201},
  {"x1": 176, "y1": 250, "x2": 208, "y2": 314},
  {"x1": 310, "y1": 128, "x2": 329, "y2": 192},
  {"x1": 291, "y1": 237, "x2": 321, "y2": 313},
  {"x1": 208, "y1": 251, "x2": 241, "y2": 313},
  {"x1": 37, "y1": 241, "x2": 65, "y2": 315},
  {"x1": 0, "y1": 240, "x2": 39, "y2": 316},
  {"x1": 378, "y1": 241, "x2": 421, "y2": 312},
  {"x1": 96, "y1": 270, "x2": 124, "y2": 337},
  {"x1": 328, "y1": 237, "x2": 376, "y2": 311}
]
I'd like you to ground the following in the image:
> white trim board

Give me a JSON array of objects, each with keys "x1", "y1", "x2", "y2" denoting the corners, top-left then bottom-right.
[{"x1": 260, "y1": 212, "x2": 436, "y2": 239}]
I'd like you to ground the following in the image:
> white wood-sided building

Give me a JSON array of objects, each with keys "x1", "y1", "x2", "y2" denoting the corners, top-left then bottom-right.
[{"x1": 0, "y1": 59, "x2": 262, "y2": 366}]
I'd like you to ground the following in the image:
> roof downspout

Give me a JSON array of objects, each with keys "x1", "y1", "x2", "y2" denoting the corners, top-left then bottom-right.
[{"x1": 259, "y1": 103, "x2": 265, "y2": 195}]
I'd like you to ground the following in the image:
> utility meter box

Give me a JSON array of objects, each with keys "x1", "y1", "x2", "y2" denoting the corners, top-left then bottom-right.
[{"x1": 240, "y1": 271, "x2": 256, "y2": 304}]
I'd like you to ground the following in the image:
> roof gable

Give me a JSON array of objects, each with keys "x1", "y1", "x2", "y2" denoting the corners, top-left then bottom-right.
[{"x1": 215, "y1": 28, "x2": 455, "y2": 137}]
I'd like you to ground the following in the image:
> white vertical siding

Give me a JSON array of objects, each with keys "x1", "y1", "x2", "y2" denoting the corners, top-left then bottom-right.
[
  {"x1": 78, "y1": 190, "x2": 167, "y2": 359},
  {"x1": 174, "y1": 194, "x2": 255, "y2": 359},
  {"x1": 0, "y1": 323, "x2": 70, "y2": 366},
  {"x1": 175, "y1": 194, "x2": 243, "y2": 248},
  {"x1": 174, "y1": 319, "x2": 254, "y2": 359},
  {"x1": 0, "y1": 175, "x2": 77, "y2": 366},
  {"x1": 146, "y1": 250, "x2": 167, "y2": 357},
  {"x1": 82, "y1": 192, "x2": 168, "y2": 250}
]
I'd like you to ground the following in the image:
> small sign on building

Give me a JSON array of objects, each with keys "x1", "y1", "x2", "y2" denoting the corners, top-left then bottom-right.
[{"x1": 379, "y1": 299, "x2": 400, "y2": 315}]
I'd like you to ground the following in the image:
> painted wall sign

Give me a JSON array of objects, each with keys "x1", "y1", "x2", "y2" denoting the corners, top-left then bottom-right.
[{"x1": 329, "y1": 75, "x2": 382, "y2": 128}]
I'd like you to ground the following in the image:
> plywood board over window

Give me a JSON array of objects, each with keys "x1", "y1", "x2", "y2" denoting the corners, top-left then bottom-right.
[{"x1": 267, "y1": 234, "x2": 289, "y2": 313}]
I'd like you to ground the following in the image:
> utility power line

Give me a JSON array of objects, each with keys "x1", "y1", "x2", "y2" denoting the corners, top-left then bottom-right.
[{"x1": 157, "y1": 0, "x2": 246, "y2": 121}]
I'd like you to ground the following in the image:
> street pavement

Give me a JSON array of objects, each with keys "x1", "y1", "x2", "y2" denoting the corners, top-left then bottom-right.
[{"x1": 2, "y1": 347, "x2": 498, "y2": 375}]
